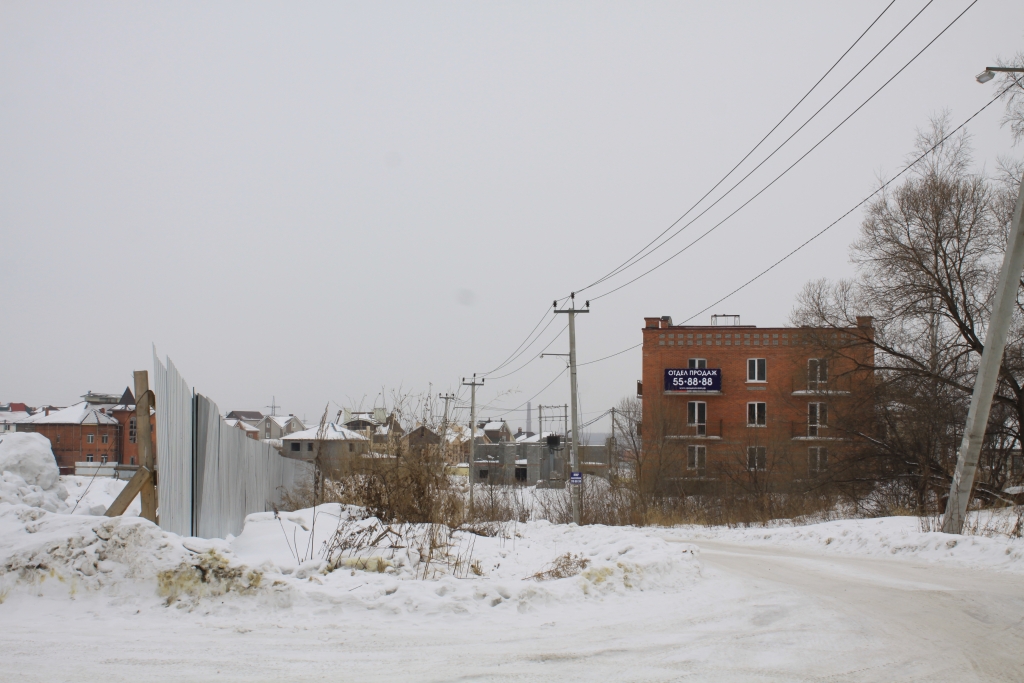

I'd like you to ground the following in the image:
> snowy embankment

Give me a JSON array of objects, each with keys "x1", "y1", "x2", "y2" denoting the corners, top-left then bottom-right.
[{"x1": 674, "y1": 512, "x2": 1024, "y2": 574}]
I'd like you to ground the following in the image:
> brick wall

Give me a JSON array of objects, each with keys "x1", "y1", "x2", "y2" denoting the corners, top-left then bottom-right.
[{"x1": 640, "y1": 317, "x2": 874, "y2": 487}]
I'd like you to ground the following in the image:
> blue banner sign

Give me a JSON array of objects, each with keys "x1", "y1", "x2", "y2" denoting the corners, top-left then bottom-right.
[
  {"x1": 664, "y1": 368, "x2": 721, "y2": 392},
  {"x1": 570, "y1": 471, "x2": 582, "y2": 485}
]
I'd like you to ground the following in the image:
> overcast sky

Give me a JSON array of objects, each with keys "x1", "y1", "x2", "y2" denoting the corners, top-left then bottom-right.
[{"x1": 2, "y1": 1, "x2": 1023, "y2": 434}]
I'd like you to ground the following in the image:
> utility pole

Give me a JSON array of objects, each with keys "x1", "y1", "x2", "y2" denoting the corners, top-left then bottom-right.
[
  {"x1": 942, "y1": 66, "x2": 1024, "y2": 534},
  {"x1": 438, "y1": 392, "x2": 455, "y2": 462},
  {"x1": 554, "y1": 294, "x2": 589, "y2": 525},
  {"x1": 461, "y1": 374, "x2": 484, "y2": 518}
]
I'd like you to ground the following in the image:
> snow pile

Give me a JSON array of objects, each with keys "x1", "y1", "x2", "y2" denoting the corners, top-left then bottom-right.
[
  {"x1": 227, "y1": 505, "x2": 702, "y2": 613},
  {"x1": 0, "y1": 434, "x2": 69, "y2": 512},
  {"x1": 0, "y1": 501, "x2": 702, "y2": 613},
  {"x1": 678, "y1": 514, "x2": 1024, "y2": 573},
  {"x1": 62, "y1": 475, "x2": 137, "y2": 516}
]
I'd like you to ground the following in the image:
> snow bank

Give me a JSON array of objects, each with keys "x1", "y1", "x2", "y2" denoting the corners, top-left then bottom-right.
[
  {"x1": 61, "y1": 475, "x2": 136, "y2": 517},
  {"x1": 0, "y1": 433, "x2": 59, "y2": 488},
  {"x1": 0, "y1": 434, "x2": 68, "y2": 512},
  {"x1": 676, "y1": 514, "x2": 1024, "y2": 573},
  {"x1": 0, "y1": 501, "x2": 702, "y2": 613}
]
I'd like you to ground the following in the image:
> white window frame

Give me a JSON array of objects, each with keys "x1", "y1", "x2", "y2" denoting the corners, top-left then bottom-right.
[
  {"x1": 687, "y1": 401, "x2": 707, "y2": 436},
  {"x1": 808, "y1": 358, "x2": 828, "y2": 390},
  {"x1": 688, "y1": 358, "x2": 707, "y2": 369},
  {"x1": 746, "y1": 446, "x2": 767, "y2": 471},
  {"x1": 747, "y1": 402, "x2": 766, "y2": 427},
  {"x1": 808, "y1": 402, "x2": 827, "y2": 437},
  {"x1": 809, "y1": 447, "x2": 828, "y2": 476},
  {"x1": 687, "y1": 445, "x2": 706, "y2": 471},
  {"x1": 86, "y1": 434, "x2": 94, "y2": 444},
  {"x1": 747, "y1": 358, "x2": 766, "y2": 382}
]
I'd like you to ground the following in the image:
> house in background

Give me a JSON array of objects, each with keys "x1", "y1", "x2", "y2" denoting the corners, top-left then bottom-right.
[
  {"x1": 478, "y1": 419, "x2": 513, "y2": 443},
  {"x1": 225, "y1": 410, "x2": 264, "y2": 426},
  {"x1": 255, "y1": 414, "x2": 306, "y2": 440},
  {"x1": 404, "y1": 424, "x2": 440, "y2": 454},
  {"x1": 16, "y1": 388, "x2": 155, "y2": 473},
  {"x1": 0, "y1": 403, "x2": 32, "y2": 433},
  {"x1": 225, "y1": 418, "x2": 261, "y2": 440},
  {"x1": 279, "y1": 422, "x2": 369, "y2": 472}
]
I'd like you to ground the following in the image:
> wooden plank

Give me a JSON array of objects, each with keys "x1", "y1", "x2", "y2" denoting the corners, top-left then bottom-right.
[
  {"x1": 134, "y1": 370, "x2": 158, "y2": 522},
  {"x1": 104, "y1": 466, "x2": 151, "y2": 518}
]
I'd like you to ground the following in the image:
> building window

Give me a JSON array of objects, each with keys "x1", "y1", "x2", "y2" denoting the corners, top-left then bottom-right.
[
  {"x1": 809, "y1": 447, "x2": 828, "y2": 476},
  {"x1": 265, "y1": 425, "x2": 271, "y2": 438},
  {"x1": 688, "y1": 358, "x2": 707, "y2": 369},
  {"x1": 746, "y1": 446, "x2": 767, "y2": 471},
  {"x1": 747, "y1": 358, "x2": 766, "y2": 382},
  {"x1": 307, "y1": 442, "x2": 313, "y2": 451},
  {"x1": 747, "y1": 402, "x2": 766, "y2": 427},
  {"x1": 687, "y1": 401, "x2": 707, "y2": 436},
  {"x1": 86, "y1": 434, "x2": 94, "y2": 444},
  {"x1": 56, "y1": 435, "x2": 60, "y2": 445},
  {"x1": 479, "y1": 469, "x2": 488, "y2": 480},
  {"x1": 349, "y1": 442, "x2": 354, "y2": 452},
  {"x1": 808, "y1": 403, "x2": 827, "y2": 437},
  {"x1": 86, "y1": 454, "x2": 94, "y2": 462},
  {"x1": 515, "y1": 467, "x2": 527, "y2": 482},
  {"x1": 130, "y1": 457, "x2": 136, "y2": 465},
  {"x1": 290, "y1": 442, "x2": 300, "y2": 452},
  {"x1": 687, "y1": 445, "x2": 706, "y2": 471},
  {"x1": 808, "y1": 358, "x2": 828, "y2": 390},
  {"x1": 129, "y1": 417, "x2": 137, "y2": 444},
  {"x1": 101, "y1": 434, "x2": 109, "y2": 444},
  {"x1": 101, "y1": 455, "x2": 108, "y2": 463}
]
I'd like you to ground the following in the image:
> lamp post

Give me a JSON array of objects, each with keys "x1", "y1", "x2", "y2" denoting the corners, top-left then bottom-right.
[{"x1": 942, "y1": 66, "x2": 1024, "y2": 534}]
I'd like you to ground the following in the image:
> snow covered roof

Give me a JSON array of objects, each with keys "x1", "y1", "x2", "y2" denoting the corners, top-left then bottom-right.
[
  {"x1": 281, "y1": 423, "x2": 368, "y2": 441},
  {"x1": 481, "y1": 421, "x2": 508, "y2": 431},
  {"x1": 20, "y1": 402, "x2": 119, "y2": 426},
  {"x1": 0, "y1": 411, "x2": 31, "y2": 425}
]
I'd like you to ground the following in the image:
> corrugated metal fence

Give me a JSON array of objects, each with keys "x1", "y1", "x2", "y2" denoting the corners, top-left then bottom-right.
[{"x1": 154, "y1": 352, "x2": 306, "y2": 538}]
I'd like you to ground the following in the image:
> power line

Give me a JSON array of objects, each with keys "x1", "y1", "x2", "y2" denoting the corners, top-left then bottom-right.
[
  {"x1": 486, "y1": 322, "x2": 569, "y2": 380},
  {"x1": 490, "y1": 368, "x2": 568, "y2": 419},
  {"x1": 587, "y1": 0, "x2": 978, "y2": 303},
  {"x1": 567, "y1": 82, "x2": 1010, "y2": 367},
  {"x1": 679, "y1": 83, "x2": 1010, "y2": 324},
  {"x1": 572, "y1": 0, "x2": 907, "y2": 296}
]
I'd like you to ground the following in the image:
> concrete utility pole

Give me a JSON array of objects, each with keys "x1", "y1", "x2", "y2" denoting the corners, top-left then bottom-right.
[
  {"x1": 554, "y1": 294, "x2": 589, "y2": 525},
  {"x1": 942, "y1": 66, "x2": 1024, "y2": 534},
  {"x1": 462, "y1": 374, "x2": 484, "y2": 518},
  {"x1": 438, "y1": 392, "x2": 455, "y2": 462}
]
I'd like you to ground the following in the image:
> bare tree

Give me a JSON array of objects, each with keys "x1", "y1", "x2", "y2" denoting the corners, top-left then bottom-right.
[{"x1": 792, "y1": 115, "x2": 1024, "y2": 512}]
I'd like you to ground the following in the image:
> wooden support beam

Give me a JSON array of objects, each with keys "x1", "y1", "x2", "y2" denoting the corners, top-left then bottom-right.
[
  {"x1": 134, "y1": 370, "x2": 158, "y2": 523},
  {"x1": 104, "y1": 466, "x2": 152, "y2": 518}
]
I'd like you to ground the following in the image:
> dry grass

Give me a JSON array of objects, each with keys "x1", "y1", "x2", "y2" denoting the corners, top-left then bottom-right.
[{"x1": 525, "y1": 552, "x2": 591, "y2": 581}]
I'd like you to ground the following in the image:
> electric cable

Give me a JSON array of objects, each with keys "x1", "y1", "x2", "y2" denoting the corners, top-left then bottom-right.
[
  {"x1": 587, "y1": 0, "x2": 978, "y2": 303},
  {"x1": 572, "y1": 0, "x2": 909, "y2": 296}
]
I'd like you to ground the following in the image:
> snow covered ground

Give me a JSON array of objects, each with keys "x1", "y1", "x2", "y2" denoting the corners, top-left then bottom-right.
[{"x1": 1, "y1": 463, "x2": 1023, "y2": 681}]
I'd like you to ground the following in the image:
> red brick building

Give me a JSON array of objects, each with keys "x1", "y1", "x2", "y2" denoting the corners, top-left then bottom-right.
[
  {"x1": 640, "y1": 316, "x2": 874, "y2": 489},
  {"x1": 17, "y1": 389, "x2": 156, "y2": 473}
]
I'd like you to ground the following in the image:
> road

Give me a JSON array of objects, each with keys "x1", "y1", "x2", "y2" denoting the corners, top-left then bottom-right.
[
  {"x1": 3, "y1": 535, "x2": 1023, "y2": 682},
  {"x1": 663, "y1": 536, "x2": 1024, "y2": 682}
]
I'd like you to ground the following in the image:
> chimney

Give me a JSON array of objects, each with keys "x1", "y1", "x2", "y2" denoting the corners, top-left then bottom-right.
[
  {"x1": 660, "y1": 316, "x2": 673, "y2": 328},
  {"x1": 644, "y1": 317, "x2": 661, "y2": 329}
]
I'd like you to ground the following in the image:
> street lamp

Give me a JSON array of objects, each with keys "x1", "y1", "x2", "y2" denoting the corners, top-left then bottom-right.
[
  {"x1": 975, "y1": 66, "x2": 1024, "y2": 84},
  {"x1": 942, "y1": 64, "x2": 1024, "y2": 534}
]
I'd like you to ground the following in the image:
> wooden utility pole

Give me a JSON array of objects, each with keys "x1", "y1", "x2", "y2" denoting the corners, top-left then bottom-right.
[
  {"x1": 106, "y1": 370, "x2": 157, "y2": 522},
  {"x1": 554, "y1": 294, "x2": 589, "y2": 525}
]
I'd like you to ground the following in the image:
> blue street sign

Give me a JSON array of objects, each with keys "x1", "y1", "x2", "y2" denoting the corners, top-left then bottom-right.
[{"x1": 570, "y1": 471, "x2": 582, "y2": 484}]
